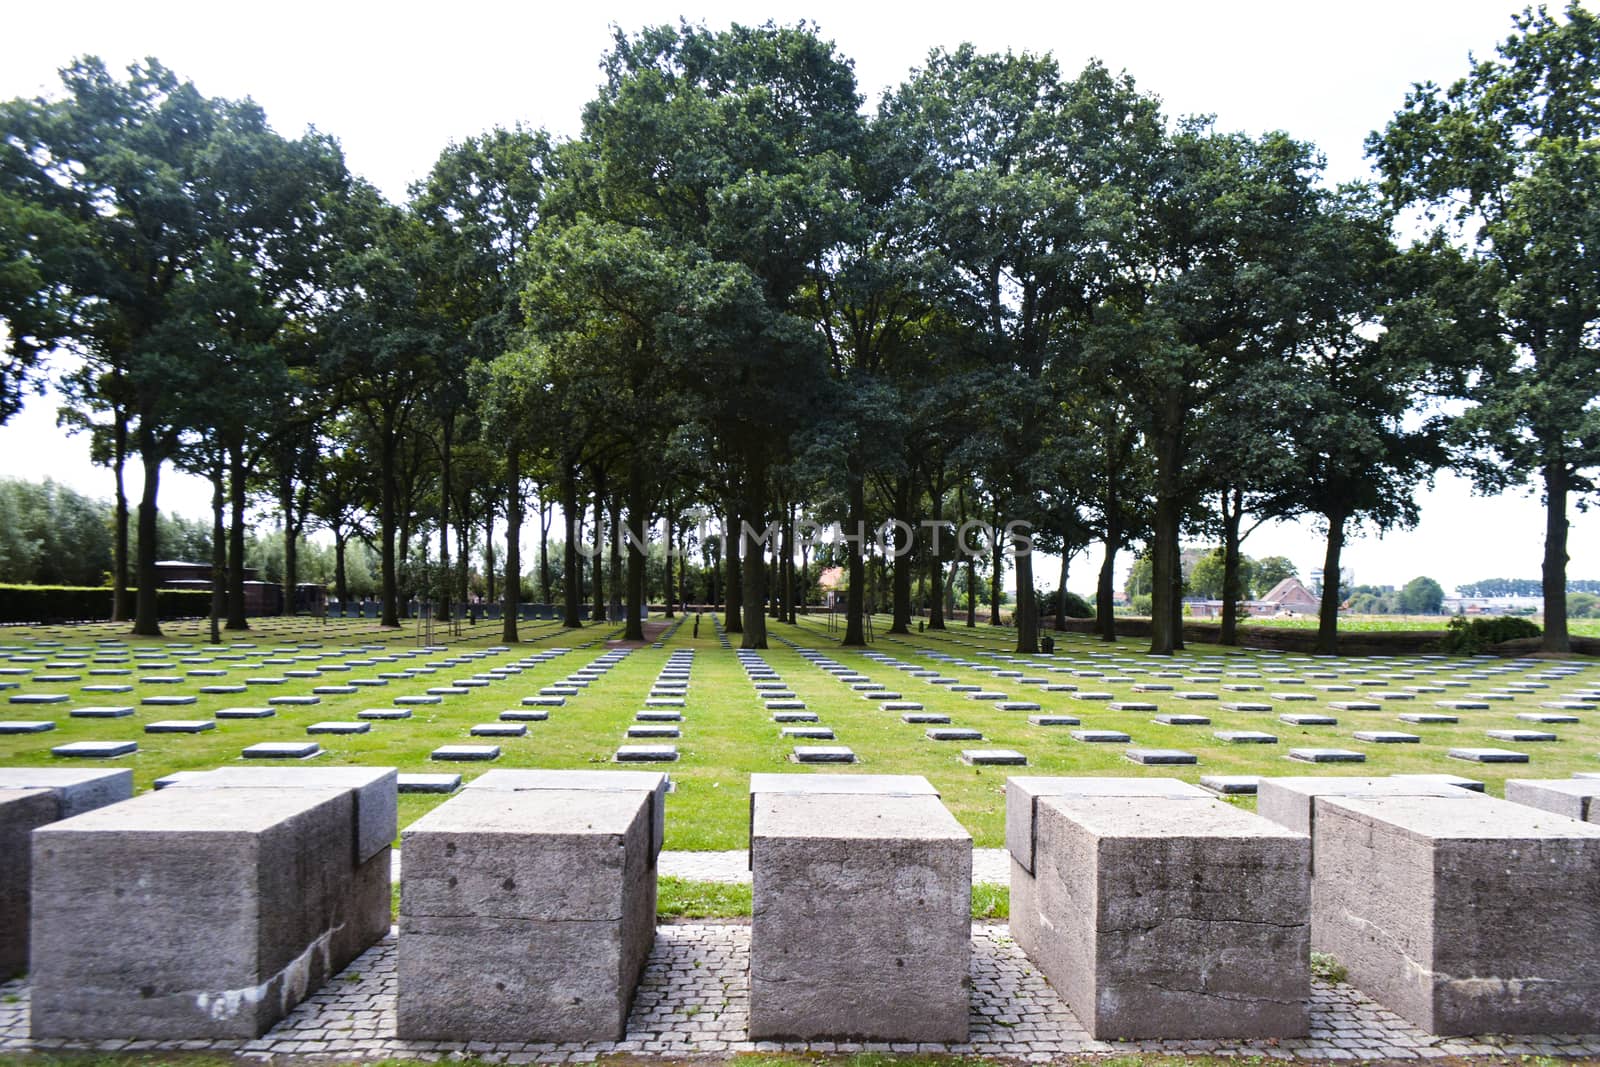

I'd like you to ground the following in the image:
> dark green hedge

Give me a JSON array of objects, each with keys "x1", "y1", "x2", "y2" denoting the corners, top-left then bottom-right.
[
  {"x1": 0, "y1": 585, "x2": 212, "y2": 625},
  {"x1": 1437, "y1": 615, "x2": 1542, "y2": 654}
]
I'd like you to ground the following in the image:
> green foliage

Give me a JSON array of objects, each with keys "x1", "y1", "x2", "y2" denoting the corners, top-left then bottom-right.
[
  {"x1": 1397, "y1": 575, "x2": 1445, "y2": 614},
  {"x1": 1310, "y1": 951, "x2": 1348, "y2": 985},
  {"x1": 1568, "y1": 592, "x2": 1600, "y2": 619},
  {"x1": 0, "y1": 478, "x2": 112, "y2": 585},
  {"x1": 0, "y1": 584, "x2": 210, "y2": 624},
  {"x1": 1437, "y1": 615, "x2": 1543, "y2": 654},
  {"x1": 1254, "y1": 555, "x2": 1298, "y2": 590},
  {"x1": 1060, "y1": 591, "x2": 1094, "y2": 619}
]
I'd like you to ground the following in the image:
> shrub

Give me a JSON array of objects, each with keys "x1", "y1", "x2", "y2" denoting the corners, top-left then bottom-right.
[
  {"x1": 1436, "y1": 614, "x2": 1542, "y2": 654},
  {"x1": 1059, "y1": 591, "x2": 1093, "y2": 618},
  {"x1": 1132, "y1": 594, "x2": 1153, "y2": 616},
  {"x1": 0, "y1": 584, "x2": 211, "y2": 624}
]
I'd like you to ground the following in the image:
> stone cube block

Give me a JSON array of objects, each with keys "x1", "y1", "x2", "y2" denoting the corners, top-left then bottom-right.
[
  {"x1": 749, "y1": 774, "x2": 970, "y2": 1042},
  {"x1": 1024, "y1": 793, "x2": 1309, "y2": 1039},
  {"x1": 1504, "y1": 778, "x2": 1600, "y2": 823},
  {"x1": 1312, "y1": 792, "x2": 1600, "y2": 1034},
  {"x1": 397, "y1": 778, "x2": 660, "y2": 1041},
  {"x1": 30, "y1": 783, "x2": 386, "y2": 1039}
]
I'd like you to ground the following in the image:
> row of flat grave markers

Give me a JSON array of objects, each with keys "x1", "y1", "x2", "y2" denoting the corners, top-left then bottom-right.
[
  {"x1": 3, "y1": 639, "x2": 450, "y2": 759},
  {"x1": 420, "y1": 645, "x2": 572, "y2": 768},
  {"x1": 860, "y1": 647, "x2": 1031, "y2": 766},
  {"x1": 742, "y1": 649, "x2": 846, "y2": 764},
  {"x1": 616, "y1": 648, "x2": 690, "y2": 763},
  {"x1": 901, "y1": 642, "x2": 1598, "y2": 774}
]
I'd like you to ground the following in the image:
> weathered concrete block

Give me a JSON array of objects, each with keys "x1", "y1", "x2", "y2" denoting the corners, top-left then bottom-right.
[
  {"x1": 1312, "y1": 792, "x2": 1600, "y2": 1034},
  {"x1": 30, "y1": 784, "x2": 381, "y2": 1039},
  {"x1": 397, "y1": 775, "x2": 661, "y2": 1042},
  {"x1": 164, "y1": 766, "x2": 398, "y2": 864},
  {"x1": 1, "y1": 788, "x2": 60, "y2": 979},
  {"x1": 1504, "y1": 778, "x2": 1600, "y2": 823},
  {"x1": 749, "y1": 773, "x2": 971, "y2": 1042},
  {"x1": 0, "y1": 767, "x2": 133, "y2": 817},
  {"x1": 1256, "y1": 775, "x2": 1476, "y2": 837},
  {"x1": 1026, "y1": 793, "x2": 1309, "y2": 1039}
]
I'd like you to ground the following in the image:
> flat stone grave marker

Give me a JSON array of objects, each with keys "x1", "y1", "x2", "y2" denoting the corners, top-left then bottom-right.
[
  {"x1": 1125, "y1": 748, "x2": 1197, "y2": 765},
  {"x1": 1072, "y1": 691, "x2": 1114, "y2": 701},
  {"x1": 1132, "y1": 684, "x2": 1173, "y2": 692},
  {"x1": 1221, "y1": 701, "x2": 1274, "y2": 712},
  {"x1": 1153, "y1": 713, "x2": 1210, "y2": 725},
  {"x1": 427, "y1": 687, "x2": 470, "y2": 696},
  {"x1": 396, "y1": 695, "x2": 442, "y2": 705},
  {"x1": 144, "y1": 719, "x2": 216, "y2": 734},
  {"x1": 1109, "y1": 701, "x2": 1158, "y2": 712},
  {"x1": 1329, "y1": 701, "x2": 1382, "y2": 712},
  {"x1": 927, "y1": 727, "x2": 983, "y2": 741},
  {"x1": 0, "y1": 720, "x2": 57, "y2": 733},
  {"x1": 1216, "y1": 730, "x2": 1277, "y2": 744},
  {"x1": 70, "y1": 705, "x2": 134, "y2": 718},
  {"x1": 782, "y1": 726, "x2": 835, "y2": 740},
  {"x1": 472, "y1": 723, "x2": 527, "y2": 737},
  {"x1": 268, "y1": 695, "x2": 319, "y2": 706},
  {"x1": 1201, "y1": 774, "x2": 1260, "y2": 795},
  {"x1": 242, "y1": 741, "x2": 322, "y2": 759},
  {"x1": 49, "y1": 740, "x2": 138, "y2": 761},
  {"x1": 1354, "y1": 730, "x2": 1421, "y2": 743},
  {"x1": 1542, "y1": 701, "x2": 1595, "y2": 711},
  {"x1": 1288, "y1": 748, "x2": 1365, "y2": 764},
  {"x1": 635, "y1": 710, "x2": 681, "y2": 722},
  {"x1": 1222, "y1": 683, "x2": 1264, "y2": 692},
  {"x1": 1449, "y1": 747, "x2": 1529, "y2": 763},
  {"x1": 1175, "y1": 691, "x2": 1218, "y2": 701},
  {"x1": 141, "y1": 695, "x2": 198, "y2": 706},
  {"x1": 1028, "y1": 714, "x2": 1080, "y2": 726},
  {"x1": 789, "y1": 745, "x2": 854, "y2": 763},
  {"x1": 961, "y1": 749, "x2": 1026, "y2": 765},
  {"x1": 431, "y1": 744, "x2": 500, "y2": 761},
  {"x1": 10, "y1": 693, "x2": 68, "y2": 704},
  {"x1": 199, "y1": 684, "x2": 246, "y2": 695},
  {"x1": 1272, "y1": 692, "x2": 1316, "y2": 701},
  {"x1": 774, "y1": 711, "x2": 820, "y2": 722},
  {"x1": 627, "y1": 724, "x2": 680, "y2": 738},
  {"x1": 1071, "y1": 729, "x2": 1130, "y2": 743},
  {"x1": 361, "y1": 708, "x2": 414, "y2": 720},
  {"x1": 1399, "y1": 713, "x2": 1458, "y2": 724},
  {"x1": 398, "y1": 773, "x2": 461, "y2": 794},
  {"x1": 995, "y1": 701, "x2": 1040, "y2": 711},
  {"x1": 1519, "y1": 711, "x2": 1580, "y2": 724},
  {"x1": 521, "y1": 696, "x2": 565, "y2": 706},
  {"x1": 1487, "y1": 728, "x2": 1558, "y2": 742},
  {"x1": 216, "y1": 707, "x2": 274, "y2": 719}
]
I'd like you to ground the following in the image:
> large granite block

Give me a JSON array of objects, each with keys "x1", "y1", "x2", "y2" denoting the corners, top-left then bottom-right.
[
  {"x1": 397, "y1": 771, "x2": 663, "y2": 1042},
  {"x1": 1255, "y1": 775, "x2": 1478, "y2": 837},
  {"x1": 1027, "y1": 793, "x2": 1310, "y2": 1039},
  {"x1": 1503, "y1": 778, "x2": 1600, "y2": 824},
  {"x1": 0, "y1": 768, "x2": 133, "y2": 981},
  {"x1": 163, "y1": 766, "x2": 398, "y2": 864},
  {"x1": 1312, "y1": 792, "x2": 1600, "y2": 1034},
  {"x1": 30, "y1": 784, "x2": 379, "y2": 1039},
  {"x1": 749, "y1": 773, "x2": 970, "y2": 1042}
]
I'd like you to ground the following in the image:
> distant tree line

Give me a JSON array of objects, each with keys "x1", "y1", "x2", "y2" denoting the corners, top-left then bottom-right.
[
  {"x1": 1457, "y1": 578, "x2": 1600, "y2": 598},
  {"x1": 2, "y1": 7, "x2": 1596, "y2": 653}
]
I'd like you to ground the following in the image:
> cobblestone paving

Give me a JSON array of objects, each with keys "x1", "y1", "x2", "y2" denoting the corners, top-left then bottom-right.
[
  {"x1": 8, "y1": 923, "x2": 1600, "y2": 1061},
  {"x1": 395, "y1": 848, "x2": 1013, "y2": 885}
]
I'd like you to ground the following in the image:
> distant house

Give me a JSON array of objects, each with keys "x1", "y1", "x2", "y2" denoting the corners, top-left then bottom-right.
[
  {"x1": 1257, "y1": 577, "x2": 1319, "y2": 614},
  {"x1": 817, "y1": 566, "x2": 846, "y2": 610}
]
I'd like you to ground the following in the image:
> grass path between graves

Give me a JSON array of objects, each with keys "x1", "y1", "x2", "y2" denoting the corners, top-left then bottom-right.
[{"x1": 3, "y1": 615, "x2": 1599, "y2": 852}]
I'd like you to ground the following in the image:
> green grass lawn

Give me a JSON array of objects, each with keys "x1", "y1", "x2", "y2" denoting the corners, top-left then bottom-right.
[{"x1": 2, "y1": 612, "x2": 1597, "y2": 850}]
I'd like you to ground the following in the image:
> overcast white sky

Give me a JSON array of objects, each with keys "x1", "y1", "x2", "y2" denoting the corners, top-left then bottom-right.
[{"x1": 3, "y1": 0, "x2": 1595, "y2": 595}]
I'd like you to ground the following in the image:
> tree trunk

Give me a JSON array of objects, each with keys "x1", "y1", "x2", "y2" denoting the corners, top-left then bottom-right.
[
  {"x1": 379, "y1": 418, "x2": 400, "y2": 628},
  {"x1": 591, "y1": 484, "x2": 605, "y2": 621},
  {"x1": 890, "y1": 529, "x2": 913, "y2": 634},
  {"x1": 132, "y1": 440, "x2": 162, "y2": 637},
  {"x1": 1316, "y1": 511, "x2": 1347, "y2": 655},
  {"x1": 484, "y1": 510, "x2": 496, "y2": 607},
  {"x1": 1541, "y1": 462, "x2": 1570, "y2": 653},
  {"x1": 1096, "y1": 539, "x2": 1118, "y2": 641},
  {"x1": 1149, "y1": 492, "x2": 1181, "y2": 655},
  {"x1": 989, "y1": 517, "x2": 1004, "y2": 626},
  {"x1": 209, "y1": 468, "x2": 225, "y2": 645},
  {"x1": 663, "y1": 509, "x2": 675, "y2": 619},
  {"x1": 724, "y1": 504, "x2": 743, "y2": 633},
  {"x1": 739, "y1": 506, "x2": 768, "y2": 650},
  {"x1": 928, "y1": 485, "x2": 946, "y2": 631},
  {"x1": 560, "y1": 466, "x2": 583, "y2": 628},
  {"x1": 502, "y1": 449, "x2": 521, "y2": 643},
  {"x1": 607, "y1": 492, "x2": 623, "y2": 622},
  {"x1": 435, "y1": 418, "x2": 453, "y2": 622},
  {"x1": 1219, "y1": 489, "x2": 1244, "y2": 646},
  {"x1": 226, "y1": 444, "x2": 248, "y2": 630},
  {"x1": 1013, "y1": 525, "x2": 1037, "y2": 653},
  {"x1": 333, "y1": 531, "x2": 349, "y2": 608},
  {"x1": 280, "y1": 473, "x2": 297, "y2": 617},
  {"x1": 1056, "y1": 550, "x2": 1069, "y2": 631},
  {"x1": 843, "y1": 467, "x2": 866, "y2": 646},
  {"x1": 110, "y1": 411, "x2": 129, "y2": 623},
  {"x1": 784, "y1": 505, "x2": 797, "y2": 624},
  {"x1": 538, "y1": 493, "x2": 552, "y2": 609},
  {"x1": 624, "y1": 477, "x2": 646, "y2": 642}
]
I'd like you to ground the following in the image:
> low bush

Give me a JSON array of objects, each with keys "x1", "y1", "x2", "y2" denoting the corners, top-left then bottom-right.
[
  {"x1": 1436, "y1": 614, "x2": 1542, "y2": 654},
  {"x1": 0, "y1": 584, "x2": 211, "y2": 624}
]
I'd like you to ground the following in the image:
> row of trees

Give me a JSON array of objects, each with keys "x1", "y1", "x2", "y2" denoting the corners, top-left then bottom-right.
[
  {"x1": 1457, "y1": 578, "x2": 1600, "y2": 598},
  {"x1": 2, "y1": 8, "x2": 1596, "y2": 653}
]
